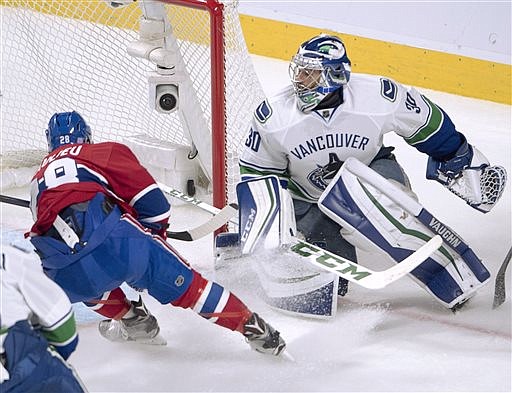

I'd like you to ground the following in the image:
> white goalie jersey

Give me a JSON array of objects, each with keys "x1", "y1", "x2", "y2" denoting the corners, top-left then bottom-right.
[{"x1": 240, "y1": 73, "x2": 456, "y2": 202}]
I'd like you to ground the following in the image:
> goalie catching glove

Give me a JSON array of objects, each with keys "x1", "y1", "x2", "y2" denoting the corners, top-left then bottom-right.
[{"x1": 426, "y1": 135, "x2": 507, "y2": 213}]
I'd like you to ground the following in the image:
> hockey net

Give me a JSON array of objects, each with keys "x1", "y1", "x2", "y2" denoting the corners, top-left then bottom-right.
[{"x1": 0, "y1": 0, "x2": 264, "y2": 207}]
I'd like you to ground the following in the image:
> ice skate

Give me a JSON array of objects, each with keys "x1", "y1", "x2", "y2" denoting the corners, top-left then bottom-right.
[
  {"x1": 242, "y1": 313, "x2": 286, "y2": 356},
  {"x1": 98, "y1": 297, "x2": 167, "y2": 345}
]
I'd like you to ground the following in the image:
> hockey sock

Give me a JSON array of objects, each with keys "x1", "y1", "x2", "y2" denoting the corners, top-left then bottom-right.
[
  {"x1": 84, "y1": 287, "x2": 132, "y2": 320},
  {"x1": 171, "y1": 271, "x2": 252, "y2": 331}
]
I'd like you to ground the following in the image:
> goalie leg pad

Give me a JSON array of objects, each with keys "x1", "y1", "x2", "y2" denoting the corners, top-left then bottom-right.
[
  {"x1": 237, "y1": 176, "x2": 338, "y2": 317},
  {"x1": 236, "y1": 175, "x2": 299, "y2": 252},
  {"x1": 236, "y1": 176, "x2": 282, "y2": 254},
  {"x1": 318, "y1": 157, "x2": 490, "y2": 308}
]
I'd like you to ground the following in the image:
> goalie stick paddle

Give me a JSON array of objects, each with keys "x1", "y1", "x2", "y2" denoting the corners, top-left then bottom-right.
[
  {"x1": 0, "y1": 193, "x2": 237, "y2": 241},
  {"x1": 493, "y1": 246, "x2": 512, "y2": 309},
  {"x1": 287, "y1": 235, "x2": 443, "y2": 289}
]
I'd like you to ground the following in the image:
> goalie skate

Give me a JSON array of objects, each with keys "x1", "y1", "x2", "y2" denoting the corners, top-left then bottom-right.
[
  {"x1": 98, "y1": 297, "x2": 167, "y2": 346},
  {"x1": 242, "y1": 313, "x2": 286, "y2": 356}
]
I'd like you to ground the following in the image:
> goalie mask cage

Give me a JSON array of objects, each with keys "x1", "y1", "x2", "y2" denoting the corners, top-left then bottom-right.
[{"x1": 0, "y1": 0, "x2": 265, "y2": 208}]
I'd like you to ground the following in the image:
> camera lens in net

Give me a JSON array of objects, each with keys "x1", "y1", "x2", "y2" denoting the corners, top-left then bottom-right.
[{"x1": 159, "y1": 93, "x2": 177, "y2": 111}]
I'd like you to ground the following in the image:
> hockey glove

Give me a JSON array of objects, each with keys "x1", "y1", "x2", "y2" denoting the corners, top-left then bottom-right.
[{"x1": 426, "y1": 135, "x2": 507, "y2": 213}]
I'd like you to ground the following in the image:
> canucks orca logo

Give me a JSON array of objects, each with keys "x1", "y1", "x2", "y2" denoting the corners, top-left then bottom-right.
[{"x1": 308, "y1": 153, "x2": 343, "y2": 190}]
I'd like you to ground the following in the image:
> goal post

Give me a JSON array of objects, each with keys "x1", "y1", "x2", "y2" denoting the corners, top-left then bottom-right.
[
  {"x1": 163, "y1": 0, "x2": 228, "y2": 211},
  {"x1": 1, "y1": 0, "x2": 265, "y2": 210}
]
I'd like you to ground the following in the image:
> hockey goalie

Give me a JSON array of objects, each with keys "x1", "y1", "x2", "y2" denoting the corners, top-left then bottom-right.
[{"x1": 218, "y1": 34, "x2": 507, "y2": 318}]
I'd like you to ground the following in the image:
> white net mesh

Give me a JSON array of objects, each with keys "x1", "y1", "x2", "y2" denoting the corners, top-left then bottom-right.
[
  {"x1": 480, "y1": 166, "x2": 507, "y2": 206},
  {"x1": 1, "y1": 0, "x2": 264, "y2": 201}
]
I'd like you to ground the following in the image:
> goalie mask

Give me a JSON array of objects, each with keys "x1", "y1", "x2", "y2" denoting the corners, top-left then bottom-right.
[
  {"x1": 46, "y1": 111, "x2": 92, "y2": 152},
  {"x1": 289, "y1": 34, "x2": 351, "y2": 113}
]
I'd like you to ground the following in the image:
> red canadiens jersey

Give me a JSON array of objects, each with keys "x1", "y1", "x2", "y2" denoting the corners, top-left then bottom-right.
[{"x1": 29, "y1": 142, "x2": 171, "y2": 236}]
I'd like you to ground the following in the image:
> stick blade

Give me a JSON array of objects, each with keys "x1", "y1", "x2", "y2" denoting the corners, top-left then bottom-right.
[
  {"x1": 493, "y1": 247, "x2": 511, "y2": 309},
  {"x1": 492, "y1": 280, "x2": 506, "y2": 309},
  {"x1": 167, "y1": 231, "x2": 193, "y2": 241},
  {"x1": 167, "y1": 203, "x2": 238, "y2": 241}
]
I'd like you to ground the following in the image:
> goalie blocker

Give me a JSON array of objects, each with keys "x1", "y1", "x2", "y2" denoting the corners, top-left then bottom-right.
[{"x1": 319, "y1": 157, "x2": 490, "y2": 309}]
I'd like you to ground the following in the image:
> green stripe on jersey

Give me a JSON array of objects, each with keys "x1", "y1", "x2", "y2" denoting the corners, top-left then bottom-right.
[
  {"x1": 240, "y1": 165, "x2": 286, "y2": 178},
  {"x1": 240, "y1": 165, "x2": 262, "y2": 176},
  {"x1": 405, "y1": 95, "x2": 444, "y2": 145},
  {"x1": 287, "y1": 180, "x2": 316, "y2": 202},
  {"x1": 41, "y1": 313, "x2": 77, "y2": 345}
]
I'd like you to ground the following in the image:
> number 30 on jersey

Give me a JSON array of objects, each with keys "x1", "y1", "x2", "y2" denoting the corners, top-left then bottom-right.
[{"x1": 245, "y1": 128, "x2": 261, "y2": 152}]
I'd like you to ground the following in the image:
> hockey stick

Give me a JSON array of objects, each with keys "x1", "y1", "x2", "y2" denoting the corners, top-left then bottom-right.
[
  {"x1": 157, "y1": 182, "x2": 238, "y2": 225},
  {"x1": 0, "y1": 194, "x2": 29, "y2": 208},
  {"x1": 287, "y1": 235, "x2": 442, "y2": 289},
  {"x1": 0, "y1": 193, "x2": 237, "y2": 241},
  {"x1": 493, "y1": 246, "x2": 512, "y2": 309},
  {"x1": 159, "y1": 181, "x2": 443, "y2": 288},
  {"x1": 167, "y1": 202, "x2": 238, "y2": 241}
]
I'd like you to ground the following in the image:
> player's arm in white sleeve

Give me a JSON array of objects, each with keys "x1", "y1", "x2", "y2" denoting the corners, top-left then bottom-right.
[
  {"x1": 390, "y1": 81, "x2": 506, "y2": 212},
  {"x1": 8, "y1": 245, "x2": 79, "y2": 360},
  {"x1": 239, "y1": 99, "x2": 290, "y2": 188}
]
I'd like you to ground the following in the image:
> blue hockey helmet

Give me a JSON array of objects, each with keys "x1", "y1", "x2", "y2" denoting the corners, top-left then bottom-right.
[
  {"x1": 46, "y1": 111, "x2": 92, "y2": 152},
  {"x1": 289, "y1": 34, "x2": 351, "y2": 112}
]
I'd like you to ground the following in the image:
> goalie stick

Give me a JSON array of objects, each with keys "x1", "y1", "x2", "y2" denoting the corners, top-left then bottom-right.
[
  {"x1": 287, "y1": 235, "x2": 442, "y2": 289},
  {"x1": 0, "y1": 193, "x2": 237, "y2": 241},
  {"x1": 159, "y1": 182, "x2": 443, "y2": 289},
  {"x1": 493, "y1": 246, "x2": 512, "y2": 309}
]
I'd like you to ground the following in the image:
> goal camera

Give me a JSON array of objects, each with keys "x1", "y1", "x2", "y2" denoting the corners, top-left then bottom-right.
[
  {"x1": 156, "y1": 84, "x2": 179, "y2": 113},
  {"x1": 148, "y1": 72, "x2": 180, "y2": 114}
]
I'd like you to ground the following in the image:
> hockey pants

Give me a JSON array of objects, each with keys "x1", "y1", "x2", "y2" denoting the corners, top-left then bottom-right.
[{"x1": 31, "y1": 193, "x2": 194, "y2": 304}]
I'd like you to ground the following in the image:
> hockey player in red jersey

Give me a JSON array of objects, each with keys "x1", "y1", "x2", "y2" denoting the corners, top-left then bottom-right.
[{"x1": 27, "y1": 111, "x2": 285, "y2": 356}]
